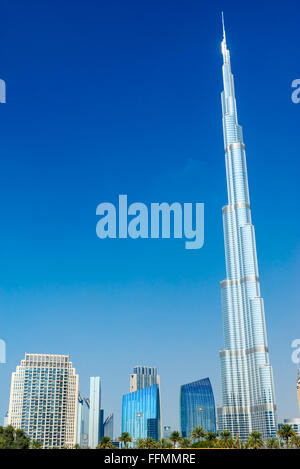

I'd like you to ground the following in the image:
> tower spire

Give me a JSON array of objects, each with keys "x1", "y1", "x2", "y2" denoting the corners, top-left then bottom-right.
[
  {"x1": 221, "y1": 11, "x2": 226, "y2": 43},
  {"x1": 221, "y1": 12, "x2": 229, "y2": 64},
  {"x1": 218, "y1": 17, "x2": 277, "y2": 441}
]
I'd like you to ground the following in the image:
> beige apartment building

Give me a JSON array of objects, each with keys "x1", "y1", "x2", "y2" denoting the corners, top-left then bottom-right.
[{"x1": 8, "y1": 353, "x2": 78, "y2": 448}]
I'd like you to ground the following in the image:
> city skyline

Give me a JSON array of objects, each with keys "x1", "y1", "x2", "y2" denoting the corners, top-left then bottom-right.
[
  {"x1": 0, "y1": 0, "x2": 299, "y2": 435},
  {"x1": 4, "y1": 355, "x2": 300, "y2": 441}
]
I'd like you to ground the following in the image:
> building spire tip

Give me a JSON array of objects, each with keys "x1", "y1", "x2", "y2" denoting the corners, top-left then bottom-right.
[{"x1": 221, "y1": 11, "x2": 226, "y2": 42}]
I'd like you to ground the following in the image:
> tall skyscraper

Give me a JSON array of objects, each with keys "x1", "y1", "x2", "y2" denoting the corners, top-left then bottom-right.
[
  {"x1": 217, "y1": 15, "x2": 277, "y2": 440},
  {"x1": 76, "y1": 394, "x2": 90, "y2": 448},
  {"x1": 122, "y1": 366, "x2": 161, "y2": 444},
  {"x1": 103, "y1": 413, "x2": 114, "y2": 440},
  {"x1": 180, "y1": 378, "x2": 216, "y2": 438},
  {"x1": 7, "y1": 353, "x2": 78, "y2": 448},
  {"x1": 88, "y1": 376, "x2": 102, "y2": 448}
]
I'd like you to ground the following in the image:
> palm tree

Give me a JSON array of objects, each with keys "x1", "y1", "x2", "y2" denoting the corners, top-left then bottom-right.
[
  {"x1": 247, "y1": 431, "x2": 264, "y2": 449},
  {"x1": 293, "y1": 436, "x2": 300, "y2": 448},
  {"x1": 97, "y1": 436, "x2": 114, "y2": 449},
  {"x1": 277, "y1": 424, "x2": 296, "y2": 449},
  {"x1": 190, "y1": 426, "x2": 206, "y2": 442},
  {"x1": 220, "y1": 429, "x2": 232, "y2": 440},
  {"x1": 169, "y1": 431, "x2": 181, "y2": 448},
  {"x1": 135, "y1": 438, "x2": 146, "y2": 449},
  {"x1": 206, "y1": 432, "x2": 217, "y2": 442},
  {"x1": 158, "y1": 438, "x2": 173, "y2": 449},
  {"x1": 206, "y1": 432, "x2": 217, "y2": 447},
  {"x1": 145, "y1": 437, "x2": 159, "y2": 449},
  {"x1": 118, "y1": 432, "x2": 132, "y2": 449},
  {"x1": 266, "y1": 438, "x2": 279, "y2": 449},
  {"x1": 180, "y1": 437, "x2": 191, "y2": 448},
  {"x1": 218, "y1": 430, "x2": 235, "y2": 449},
  {"x1": 135, "y1": 437, "x2": 158, "y2": 449},
  {"x1": 30, "y1": 440, "x2": 42, "y2": 449}
]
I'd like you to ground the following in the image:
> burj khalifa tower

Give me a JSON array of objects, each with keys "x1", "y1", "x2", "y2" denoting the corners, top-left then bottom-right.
[{"x1": 217, "y1": 15, "x2": 277, "y2": 440}]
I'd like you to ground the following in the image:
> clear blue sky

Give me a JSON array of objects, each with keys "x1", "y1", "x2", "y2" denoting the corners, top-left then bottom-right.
[{"x1": 0, "y1": 0, "x2": 299, "y2": 435}]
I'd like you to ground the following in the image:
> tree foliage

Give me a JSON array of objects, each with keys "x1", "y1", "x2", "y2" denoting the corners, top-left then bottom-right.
[{"x1": 0, "y1": 425, "x2": 31, "y2": 449}]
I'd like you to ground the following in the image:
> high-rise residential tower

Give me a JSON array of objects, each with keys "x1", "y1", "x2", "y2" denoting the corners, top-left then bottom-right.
[
  {"x1": 88, "y1": 376, "x2": 102, "y2": 448},
  {"x1": 8, "y1": 353, "x2": 78, "y2": 448},
  {"x1": 217, "y1": 16, "x2": 277, "y2": 440},
  {"x1": 180, "y1": 378, "x2": 216, "y2": 438},
  {"x1": 130, "y1": 366, "x2": 160, "y2": 392}
]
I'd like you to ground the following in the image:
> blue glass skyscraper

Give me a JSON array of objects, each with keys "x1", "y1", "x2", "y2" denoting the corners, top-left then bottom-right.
[
  {"x1": 217, "y1": 15, "x2": 277, "y2": 440},
  {"x1": 180, "y1": 378, "x2": 216, "y2": 438},
  {"x1": 122, "y1": 366, "x2": 161, "y2": 443},
  {"x1": 122, "y1": 384, "x2": 161, "y2": 443}
]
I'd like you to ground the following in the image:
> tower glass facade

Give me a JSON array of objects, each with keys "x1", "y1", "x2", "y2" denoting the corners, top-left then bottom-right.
[
  {"x1": 217, "y1": 19, "x2": 277, "y2": 440},
  {"x1": 180, "y1": 378, "x2": 216, "y2": 438},
  {"x1": 103, "y1": 413, "x2": 114, "y2": 440},
  {"x1": 122, "y1": 384, "x2": 161, "y2": 443},
  {"x1": 8, "y1": 353, "x2": 78, "y2": 448},
  {"x1": 88, "y1": 376, "x2": 102, "y2": 448},
  {"x1": 76, "y1": 394, "x2": 90, "y2": 448}
]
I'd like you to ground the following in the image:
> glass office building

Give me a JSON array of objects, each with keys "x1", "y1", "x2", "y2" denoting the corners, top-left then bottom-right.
[
  {"x1": 180, "y1": 378, "x2": 216, "y2": 438},
  {"x1": 217, "y1": 16, "x2": 277, "y2": 440},
  {"x1": 122, "y1": 384, "x2": 161, "y2": 443},
  {"x1": 128, "y1": 366, "x2": 162, "y2": 439}
]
